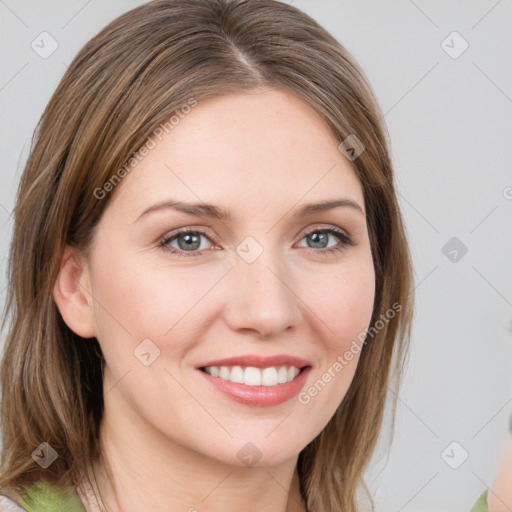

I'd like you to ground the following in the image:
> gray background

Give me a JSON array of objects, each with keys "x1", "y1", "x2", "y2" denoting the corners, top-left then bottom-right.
[{"x1": 1, "y1": 1, "x2": 511, "y2": 511}]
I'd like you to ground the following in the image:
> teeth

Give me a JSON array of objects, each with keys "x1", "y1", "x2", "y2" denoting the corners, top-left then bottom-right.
[
  {"x1": 230, "y1": 366, "x2": 244, "y2": 383},
  {"x1": 244, "y1": 367, "x2": 261, "y2": 386},
  {"x1": 203, "y1": 365, "x2": 302, "y2": 386},
  {"x1": 277, "y1": 366, "x2": 288, "y2": 383},
  {"x1": 261, "y1": 367, "x2": 278, "y2": 386}
]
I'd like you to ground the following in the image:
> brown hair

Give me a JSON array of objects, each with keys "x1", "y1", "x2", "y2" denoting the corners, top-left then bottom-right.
[{"x1": 0, "y1": 1, "x2": 413, "y2": 510}]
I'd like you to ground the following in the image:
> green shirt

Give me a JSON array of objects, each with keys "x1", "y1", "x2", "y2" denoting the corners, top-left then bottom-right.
[
  {"x1": 470, "y1": 490, "x2": 489, "y2": 512},
  {"x1": 0, "y1": 481, "x2": 85, "y2": 511}
]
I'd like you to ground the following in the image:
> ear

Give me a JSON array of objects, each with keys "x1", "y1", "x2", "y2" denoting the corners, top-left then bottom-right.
[{"x1": 53, "y1": 246, "x2": 97, "y2": 338}]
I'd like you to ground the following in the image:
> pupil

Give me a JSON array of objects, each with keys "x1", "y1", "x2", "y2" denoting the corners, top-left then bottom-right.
[
  {"x1": 309, "y1": 232, "x2": 327, "y2": 248},
  {"x1": 178, "y1": 233, "x2": 200, "y2": 251}
]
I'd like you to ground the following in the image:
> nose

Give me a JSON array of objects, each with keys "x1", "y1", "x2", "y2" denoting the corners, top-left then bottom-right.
[{"x1": 222, "y1": 248, "x2": 300, "y2": 339}]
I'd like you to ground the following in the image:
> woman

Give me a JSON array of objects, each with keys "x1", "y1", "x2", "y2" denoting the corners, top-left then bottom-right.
[{"x1": 0, "y1": 1, "x2": 414, "y2": 510}]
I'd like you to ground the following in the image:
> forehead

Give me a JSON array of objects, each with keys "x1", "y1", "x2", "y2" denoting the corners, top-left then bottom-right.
[{"x1": 107, "y1": 88, "x2": 364, "y2": 220}]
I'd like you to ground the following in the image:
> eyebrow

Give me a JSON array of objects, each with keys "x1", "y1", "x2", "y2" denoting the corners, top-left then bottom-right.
[{"x1": 134, "y1": 198, "x2": 364, "y2": 223}]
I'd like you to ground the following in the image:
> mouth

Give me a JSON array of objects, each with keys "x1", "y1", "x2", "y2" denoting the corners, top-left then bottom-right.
[
  {"x1": 196, "y1": 354, "x2": 312, "y2": 406},
  {"x1": 199, "y1": 364, "x2": 308, "y2": 387}
]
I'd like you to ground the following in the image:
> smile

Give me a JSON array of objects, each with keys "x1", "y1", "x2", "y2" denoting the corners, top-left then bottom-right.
[{"x1": 200, "y1": 365, "x2": 302, "y2": 387}]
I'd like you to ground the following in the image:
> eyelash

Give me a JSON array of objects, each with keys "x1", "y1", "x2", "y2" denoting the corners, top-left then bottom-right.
[{"x1": 158, "y1": 226, "x2": 354, "y2": 258}]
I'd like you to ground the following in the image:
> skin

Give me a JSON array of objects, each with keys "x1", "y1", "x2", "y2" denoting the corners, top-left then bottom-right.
[{"x1": 54, "y1": 88, "x2": 376, "y2": 512}]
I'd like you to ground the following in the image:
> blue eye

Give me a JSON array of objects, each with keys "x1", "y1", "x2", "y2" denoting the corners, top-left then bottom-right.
[
  {"x1": 160, "y1": 229, "x2": 213, "y2": 255},
  {"x1": 159, "y1": 226, "x2": 353, "y2": 257},
  {"x1": 298, "y1": 227, "x2": 353, "y2": 253}
]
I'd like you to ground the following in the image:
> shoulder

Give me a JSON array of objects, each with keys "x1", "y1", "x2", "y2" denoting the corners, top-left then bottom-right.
[{"x1": 0, "y1": 494, "x2": 27, "y2": 512}]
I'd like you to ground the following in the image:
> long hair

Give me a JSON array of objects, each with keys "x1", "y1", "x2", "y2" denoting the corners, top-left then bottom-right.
[{"x1": 0, "y1": 1, "x2": 413, "y2": 510}]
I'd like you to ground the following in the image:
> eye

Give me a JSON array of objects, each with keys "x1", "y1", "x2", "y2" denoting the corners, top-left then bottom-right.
[
  {"x1": 159, "y1": 226, "x2": 354, "y2": 257},
  {"x1": 159, "y1": 228, "x2": 214, "y2": 256},
  {"x1": 296, "y1": 227, "x2": 354, "y2": 255}
]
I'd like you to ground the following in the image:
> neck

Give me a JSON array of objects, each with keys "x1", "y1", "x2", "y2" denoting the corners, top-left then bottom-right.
[{"x1": 83, "y1": 387, "x2": 306, "y2": 512}]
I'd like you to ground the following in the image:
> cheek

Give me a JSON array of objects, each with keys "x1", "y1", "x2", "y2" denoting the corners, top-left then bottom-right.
[
  {"x1": 306, "y1": 261, "x2": 376, "y2": 347},
  {"x1": 300, "y1": 258, "x2": 374, "y2": 386},
  {"x1": 89, "y1": 252, "x2": 226, "y2": 358},
  {"x1": 290, "y1": 260, "x2": 375, "y2": 439}
]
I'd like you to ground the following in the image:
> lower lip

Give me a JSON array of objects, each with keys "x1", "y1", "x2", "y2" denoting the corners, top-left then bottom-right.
[{"x1": 198, "y1": 367, "x2": 311, "y2": 407}]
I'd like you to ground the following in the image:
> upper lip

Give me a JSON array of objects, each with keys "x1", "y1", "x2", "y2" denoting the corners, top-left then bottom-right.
[{"x1": 196, "y1": 354, "x2": 312, "y2": 369}]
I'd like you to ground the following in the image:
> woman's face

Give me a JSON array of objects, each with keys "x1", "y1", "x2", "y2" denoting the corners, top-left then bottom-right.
[{"x1": 82, "y1": 88, "x2": 375, "y2": 467}]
